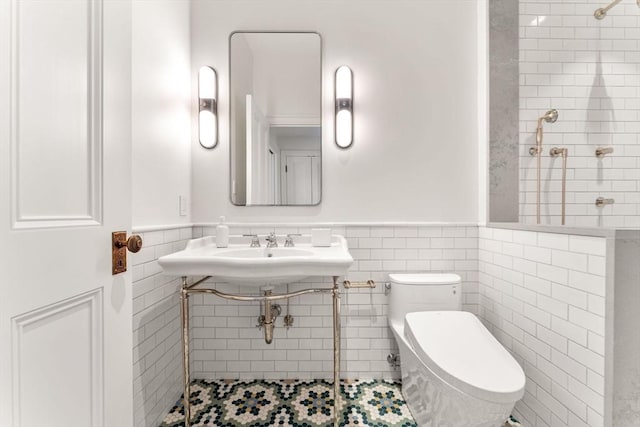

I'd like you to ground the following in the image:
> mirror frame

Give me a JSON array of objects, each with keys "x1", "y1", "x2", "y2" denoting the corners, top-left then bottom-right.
[{"x1": 228, "y1": 31, "x2": 323, "y2": 207}]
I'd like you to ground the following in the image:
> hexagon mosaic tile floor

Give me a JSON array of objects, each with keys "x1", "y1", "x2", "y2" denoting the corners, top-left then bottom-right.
[{"x1": 160, "y1": 379, "x2": 417, "y2": 427}]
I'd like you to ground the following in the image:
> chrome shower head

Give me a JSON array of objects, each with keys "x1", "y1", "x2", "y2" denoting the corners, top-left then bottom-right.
[{"x1": 540, "y1": 109, "x2": 558, "y2": 124}]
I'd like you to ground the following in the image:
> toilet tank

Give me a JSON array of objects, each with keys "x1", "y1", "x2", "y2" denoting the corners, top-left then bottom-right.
[{"x1": 388, "y1": 273, "x2": 462, "y2": 327}]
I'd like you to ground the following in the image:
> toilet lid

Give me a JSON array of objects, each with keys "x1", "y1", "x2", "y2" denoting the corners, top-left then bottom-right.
[
  {"x1": 389, "y1": 273, "x2": 461, "y2": 285},
  {"x1": 404, "y1": 311, "x2": 525, "y2": 403}
]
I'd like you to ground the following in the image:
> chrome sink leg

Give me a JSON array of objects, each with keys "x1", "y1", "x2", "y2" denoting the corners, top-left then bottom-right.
[
  {"x1": 180, "y1": 276, "x2": 191, "y2": 427},
  {"x1": 332, "y1": 276, "x2": 341, "y2": 427}
]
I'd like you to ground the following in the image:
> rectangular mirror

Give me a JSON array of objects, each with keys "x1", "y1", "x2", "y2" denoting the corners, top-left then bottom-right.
[{"x1": 229, "y1": 32, "x2": 322, "y2": 206}]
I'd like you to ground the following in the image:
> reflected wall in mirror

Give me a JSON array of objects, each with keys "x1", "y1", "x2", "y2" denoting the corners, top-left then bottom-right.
[{"x1": 229, "y1": 32, "x2": 321, "y2": 206}]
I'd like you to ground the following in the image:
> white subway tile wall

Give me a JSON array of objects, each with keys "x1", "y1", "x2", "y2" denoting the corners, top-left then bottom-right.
[
  {"x1": 479, "y1": 227, "x2": 608, "y2": 427},
  {"x1": 519, "y1": 0, "x2": 640, "y2": 227},
  {"x1": 133, "y1": 223, "x2": 618, "y2": 426},
  {"x1": 131, "y1": 224, "x2": 479, "y2": 424},
  {"x1": 131, "y1": 227, "x2": 193, "y2": 427},
  {"x1": 189, "y1": 224, "x2": 479, "y2": 380}
]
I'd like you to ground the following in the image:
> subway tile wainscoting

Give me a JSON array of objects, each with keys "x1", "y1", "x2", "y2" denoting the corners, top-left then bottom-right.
[
  {"x1": 479, "y1": 227, "x2": 610, "y2": 427},
  {"x1": 188, "y1": 224, "x2": 479, "y2": 380},
  {"x1": 130, "y1": 223, "x2": 478, "y2": 426},
  {"x1": 133, "y1": 223, "x2": 634, "y2": 427},
  {"x1": 131, "y1": 226, "x2": 194, "y2": 427}
]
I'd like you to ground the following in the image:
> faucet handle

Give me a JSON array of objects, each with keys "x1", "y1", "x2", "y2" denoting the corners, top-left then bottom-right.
[
  {"x1": 265, "y1": 232, "x2": 278, "y2": 247},
  {"x1": 595, "y1": 197, "x2": 615, "y2": 207},
  {"x1": 595, "y1": 146, "x2": 614, "y2": 158},
  {"x1": 284, "y1": 233, "x2": 301, "y2": 247},
  {"x1": 243, "y1": 234, "x2": 260, "y2": 247}
]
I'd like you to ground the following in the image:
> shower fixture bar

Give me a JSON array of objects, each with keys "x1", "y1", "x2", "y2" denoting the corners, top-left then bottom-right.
[
  {"x1": 594, "y1": 0, "x2": 640, "y2": 19},
  {"x1": 550, "y1": 147, "x2": 568, "y2": 226}
]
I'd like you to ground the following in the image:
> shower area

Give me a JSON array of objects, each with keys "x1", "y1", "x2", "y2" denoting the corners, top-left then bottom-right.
[
  {"x1": 489, "y1": 0, "x2": 640, "y2": 228},
  {"x1": 486, "y1": 1, "x2": 640, "y2": 425}
]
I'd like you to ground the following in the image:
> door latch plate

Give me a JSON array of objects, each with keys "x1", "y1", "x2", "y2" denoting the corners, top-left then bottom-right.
[{"x1": 112, "y1": 231, "x2": 128, "y2": 275}]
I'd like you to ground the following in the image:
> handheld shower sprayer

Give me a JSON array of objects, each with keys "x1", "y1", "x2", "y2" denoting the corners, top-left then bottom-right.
[
  {"x1": 530, "y1": 109, "x2": 559, "y2": 224},
  {"x1": 530, "y1": 109, "x2": 558, "y2": 156},
  {"x1": 540, "y1": 109, "x2": 559, "y2": 123}
]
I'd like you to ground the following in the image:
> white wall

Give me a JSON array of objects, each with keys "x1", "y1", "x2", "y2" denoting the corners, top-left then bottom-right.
[
  {"x1": 612, "y1": 231, "x2": 640, "y2": 426},
  {"x1": 248, "y1": 33, "x2": 321, "y2": 122},
  {"x1": 191, "y1": 0, "x2": 480, "y2": 223},
  {"x1": 132, "y1": 0, "x2": 191, "y2": 227}
]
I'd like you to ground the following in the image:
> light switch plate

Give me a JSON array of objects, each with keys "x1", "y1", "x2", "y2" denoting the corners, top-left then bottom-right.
[{"x1": 179, "y1": 195, "x2": 188, "y2": 216}]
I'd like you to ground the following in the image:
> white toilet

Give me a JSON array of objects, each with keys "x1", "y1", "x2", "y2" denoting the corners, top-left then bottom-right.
[{"x1": 388, "y1": 273, "x2": 525, "y2": 427}]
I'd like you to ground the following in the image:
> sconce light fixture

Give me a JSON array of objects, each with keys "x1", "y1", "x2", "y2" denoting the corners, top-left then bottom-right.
[
  {"x1": 198, "y1": 66, "x2": 218, "y2": 149},
  {"x1": 335, "y1": 65, "x2": 353, "y2": 148}
]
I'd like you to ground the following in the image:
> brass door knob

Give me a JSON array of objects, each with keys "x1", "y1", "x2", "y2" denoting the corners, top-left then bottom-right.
[
  {"x1": 112, "y1": 231, "x2": 143, "y2": 275},
  {"x1": 116, "y1": 234, "x2": 143, "y2": 253}
]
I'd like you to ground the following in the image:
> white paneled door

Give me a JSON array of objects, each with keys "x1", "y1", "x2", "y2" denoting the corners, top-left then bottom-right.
[
  {"x1": 0, "y1": 1, "x2": 133, "y2": 426},
  {"x1": 281, "y1": 151, "x2": 320, "y2": 205}
]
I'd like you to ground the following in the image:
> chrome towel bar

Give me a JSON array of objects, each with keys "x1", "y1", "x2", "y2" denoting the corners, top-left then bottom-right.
[{"x1": 343, "y1": 279, "x2": 376, "y2": 289}]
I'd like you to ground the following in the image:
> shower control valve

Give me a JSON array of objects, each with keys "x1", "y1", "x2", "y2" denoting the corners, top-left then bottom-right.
[
  {"x1": 595, "y1": 147, "x2": 614, "y2": 158},
  {"x1": 595, "y1": 197, "x2": 615, "y2": 207}
]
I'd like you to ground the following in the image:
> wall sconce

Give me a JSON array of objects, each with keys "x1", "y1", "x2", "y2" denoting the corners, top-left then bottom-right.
[
  {"x1": 198, "y1": 66, "x2": 218, "y2": 149},
  {"x1": 335, "y1": 65, "x2": 353, "y2": 148}
]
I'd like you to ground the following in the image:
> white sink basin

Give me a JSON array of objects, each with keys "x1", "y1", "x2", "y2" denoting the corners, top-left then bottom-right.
[
  {"x1": 157, "y1": 234, "x2": 353, "y2": 285},
  {"x1": 214, "y1": 247, "x2": 314, "y2": 259}
]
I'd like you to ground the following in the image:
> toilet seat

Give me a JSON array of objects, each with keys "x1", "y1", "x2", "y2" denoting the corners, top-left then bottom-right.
[{"x1": 404, "y1": 311, "x2": 525, "y2": 404}]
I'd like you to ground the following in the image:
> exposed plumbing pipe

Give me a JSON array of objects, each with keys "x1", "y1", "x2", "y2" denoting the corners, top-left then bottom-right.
[
  {"x1": 284, "y1": 284, "x2": 294, "y2": 329},
  {"x1": 550, "y1": 147, "x2": 568, "y2": 226},
  {"x1": 260, "y1": 289, "x2": 281, "y2": 344}
]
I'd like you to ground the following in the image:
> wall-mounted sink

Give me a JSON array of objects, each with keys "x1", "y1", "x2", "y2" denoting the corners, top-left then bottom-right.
[
  {"x1": 158, "y1": 234, "x2": 353, "y2": 285},
  {"x1": 214, "y1": 247, "x2": 314, "y2": 259}
]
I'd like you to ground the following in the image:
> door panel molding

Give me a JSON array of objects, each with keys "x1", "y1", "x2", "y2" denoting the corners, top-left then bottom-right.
[
  {"x1": 10, "y1": 0, "x2": 103, "y2": 229},
  {"x1": 11, "y1": 288, "x2": 104, "y2": 427}
]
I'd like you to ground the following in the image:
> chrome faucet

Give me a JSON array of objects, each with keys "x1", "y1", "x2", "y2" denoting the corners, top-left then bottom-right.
[
  {"x1": 265, "y1": 232, "x2": 278, "y2": 248},
  {"x1": 243, "y1": 234, "x2": 260, "y2": 247},
  {"x1": 284, "y1": 233, "x2": 301, "y2": 247}
]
